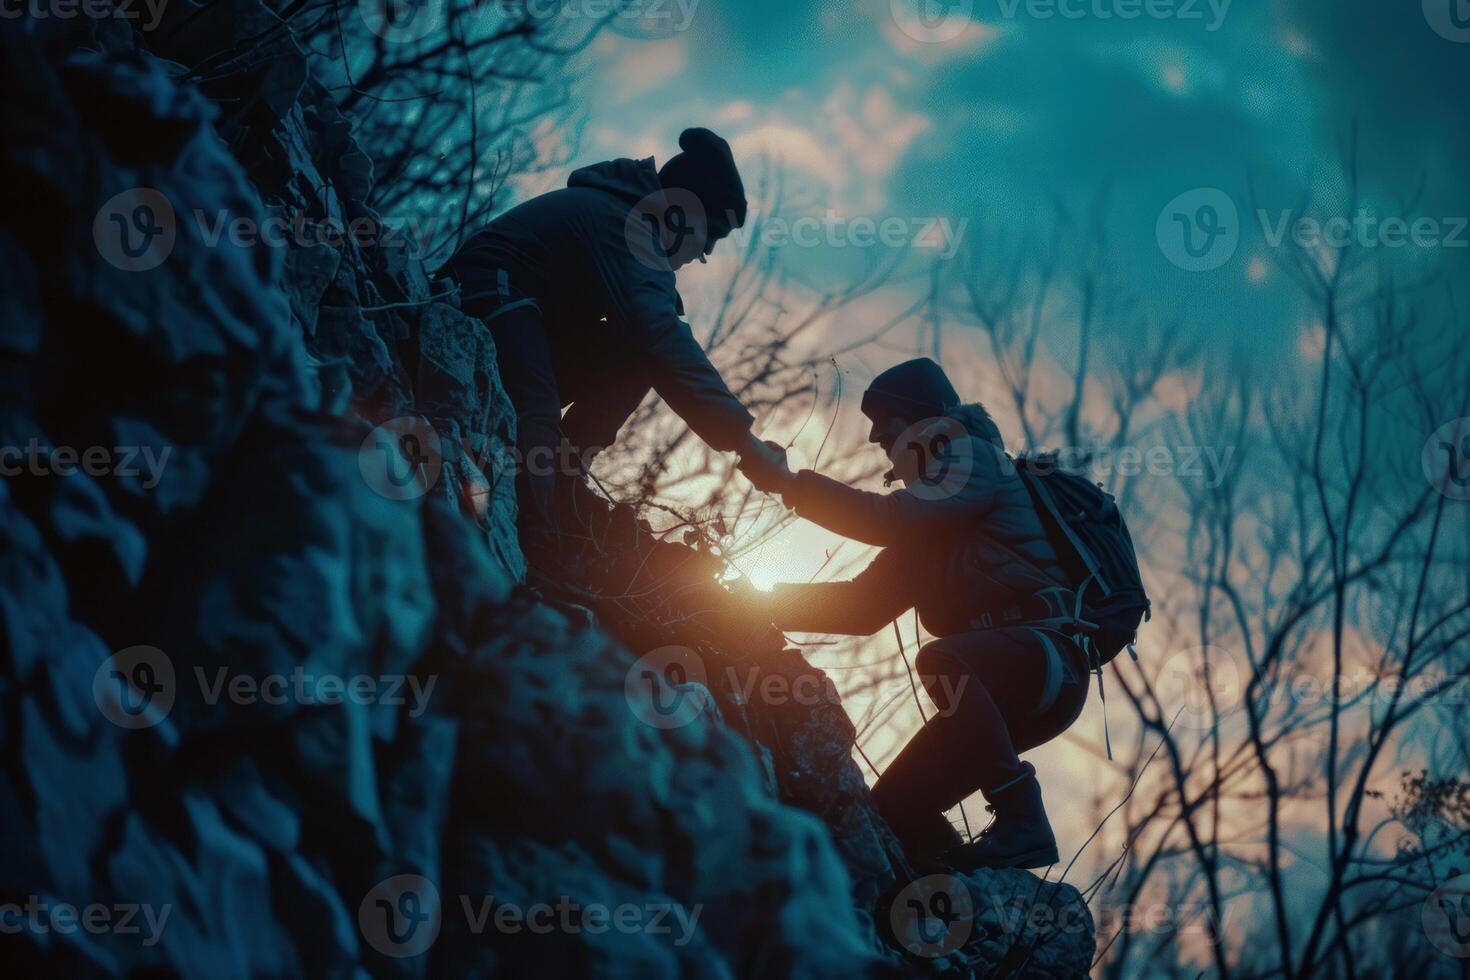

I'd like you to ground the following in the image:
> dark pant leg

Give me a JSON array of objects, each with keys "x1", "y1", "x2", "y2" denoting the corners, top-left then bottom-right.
[
  {"x1": 1010, "y1": 641, "x2": 1090, "y2": 754},
  {"x1": 482, "y1": 304, "x2": 562, "y2": 534},
  {"x1": 870, "y1": 712, "x2": 976, "y2": 857},
  {"x1": 870, "y1": 628, "x2": 1086, "y2": 858}
]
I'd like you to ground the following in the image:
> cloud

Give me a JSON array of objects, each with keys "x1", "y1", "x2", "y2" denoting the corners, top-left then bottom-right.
[
  {"x1": 730, "y1": 123, "x2": 845, "y2": 186},
  {"x1": 1082, "y1": 36, "x2": 1233, "y2": 100},
  {"x1": 876, "y1": 5, "x2": 1004, "y2": 63},
  {"x1": 506, "y1": 116, "x2": 579, "y2": 198},
  {"x1": 1151, "y1": 369, "x2": 1205, "y2": 414},
  {"x1": 832, "y1": 84, "x2": 932, "y2": 181},
  {"x1": 711, "y1": 100, "x2": 757, "y2": 124},
  {"x1": 606, "y1": 35, "x2": 691, "y2": 100},
  {"x1": 725, "y1": 82, "x2": 932, "y2": 214}
]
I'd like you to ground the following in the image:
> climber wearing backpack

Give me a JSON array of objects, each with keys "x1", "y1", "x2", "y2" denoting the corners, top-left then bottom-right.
[
  {"x1": 746, "y1": 358, "x2": 1148, "y2": 871},
  {"x1": 436, "y1": 127, "x2": 787, "y2": 558}
]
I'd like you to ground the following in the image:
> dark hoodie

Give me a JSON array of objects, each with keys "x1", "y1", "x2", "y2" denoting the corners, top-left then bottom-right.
[{"x1": 438, "y1": 158, "x2": 754, "y2": 451}]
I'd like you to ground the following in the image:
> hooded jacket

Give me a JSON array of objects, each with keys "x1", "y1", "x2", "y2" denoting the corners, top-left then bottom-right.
[
  {"x1": 770, "y1": 423, "x2": 1068, "y2": 638},
  {"x1": 438, "y1": 158, "x2": 754, "y2": 451}
]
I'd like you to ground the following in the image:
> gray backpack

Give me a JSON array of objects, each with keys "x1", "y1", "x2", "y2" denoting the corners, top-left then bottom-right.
[{"x1": 1013, "y1": 455, "x2": 1150, "y2": 663}]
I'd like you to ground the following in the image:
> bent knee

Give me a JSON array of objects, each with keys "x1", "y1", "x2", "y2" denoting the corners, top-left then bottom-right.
[
  {"x1": 915, "y1": 640, "x2": 972, "y2": 709},
  {"x1": 915, "y1": 637, "x2": 968, "y2": 679}
]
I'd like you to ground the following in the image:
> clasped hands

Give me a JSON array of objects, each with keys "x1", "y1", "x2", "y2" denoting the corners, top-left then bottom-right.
[{"x1": 736, "y1": 433, "x2": 796, "y2": 496}]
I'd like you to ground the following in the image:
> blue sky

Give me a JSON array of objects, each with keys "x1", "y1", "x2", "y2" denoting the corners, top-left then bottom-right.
[{"x1": 512, "y1": 0, "x2": 1468, "y2": 392}]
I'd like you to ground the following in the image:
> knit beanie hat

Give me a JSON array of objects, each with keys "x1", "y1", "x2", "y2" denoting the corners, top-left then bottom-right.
[
  {"x1": 861, "y1": 358, "x2": 961, "y2": 422},
  {"x1": 657, "y1": 127, "x2": 747, "y2": 238}
]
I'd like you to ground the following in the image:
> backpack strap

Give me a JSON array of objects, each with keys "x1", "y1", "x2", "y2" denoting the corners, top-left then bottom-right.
[
  {"x1": 966, "y1": 586, "x2": 1097, "y2": 635},
  {"x1": 1064, "y1": 569, "x2": 1120, "y2": 759},
  {"x1": 964, "y1": 470, "x2": 1096, "y2": 637},
  {"x1": 1018, "y1": 466, "x2": 1110, "y2": 594},
  {"x1": 1027, "y1": 627, "x2": 1070, "y2": 717}
]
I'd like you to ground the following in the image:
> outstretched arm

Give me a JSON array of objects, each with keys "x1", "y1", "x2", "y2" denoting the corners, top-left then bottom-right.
[
  {"x1": 593, "y1": 240, "x2": 755, "y2": 453},
  {"x1": 763, "y1": 548, "x2": 911, "y2": 635},
  {"x1": 780, "y1": 466, "x2": 995, "y2": 547}
]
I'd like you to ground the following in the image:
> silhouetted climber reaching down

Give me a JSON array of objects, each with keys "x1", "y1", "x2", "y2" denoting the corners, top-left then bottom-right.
[
  {"x1": 746, "y1": 358, "x2": 1148, "y2": 872},
  {"x1": 437, "y1": 127, "x2": 786, "y2": 561}
]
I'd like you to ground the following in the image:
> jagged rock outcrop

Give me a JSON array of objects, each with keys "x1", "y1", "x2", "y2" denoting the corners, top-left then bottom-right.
[{"x1": 0, "y1": 4, "x2": 1094, "y2": 977}]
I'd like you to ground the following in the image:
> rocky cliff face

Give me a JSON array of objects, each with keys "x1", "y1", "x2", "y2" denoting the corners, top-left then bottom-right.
[{"x1": 0, "y1": 5, "x2": 1092, "y2": 977}]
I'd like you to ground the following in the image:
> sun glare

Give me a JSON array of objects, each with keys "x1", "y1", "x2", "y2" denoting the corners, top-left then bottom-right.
[{"x1": 737, "y1": 519, "x2": 851, "y2": 591}]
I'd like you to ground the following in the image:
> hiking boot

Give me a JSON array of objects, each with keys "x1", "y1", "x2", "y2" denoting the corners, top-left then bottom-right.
[{"x1": 945, "y1": 763, "x2": 1059, "y2": 871}]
